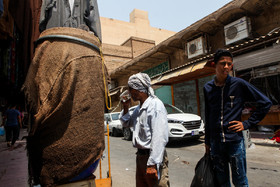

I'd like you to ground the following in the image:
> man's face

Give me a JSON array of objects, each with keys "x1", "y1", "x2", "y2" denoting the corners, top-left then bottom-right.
[
  {"x1": 215, "y1": 56, "x2": 233, "y2": 78},
  {"x1": 128, "y1": 87, "x2": 141, "y2": 101}
]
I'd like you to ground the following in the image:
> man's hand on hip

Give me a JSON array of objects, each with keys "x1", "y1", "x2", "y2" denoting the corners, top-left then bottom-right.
[{"x1": 228, "y1": 121, "x2": 244, "y2": 132}]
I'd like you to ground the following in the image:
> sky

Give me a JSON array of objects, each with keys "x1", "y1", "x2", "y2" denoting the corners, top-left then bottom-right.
[{"x1": 97, "y1": 0, "x2": 233, "y2": 32}]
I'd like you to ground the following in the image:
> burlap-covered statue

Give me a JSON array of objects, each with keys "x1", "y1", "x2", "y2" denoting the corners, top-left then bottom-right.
[{"x1": 22, "y1": 27, "x2": 107, "y2": 186}]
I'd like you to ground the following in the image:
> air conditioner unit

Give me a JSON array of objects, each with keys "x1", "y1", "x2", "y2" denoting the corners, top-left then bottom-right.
[
  {"x1": 186, "y1": 36, "x2": 206, "y2": 59},
  {"x1": 224, "y1": 16, "x2": 251, "y2": 45}
]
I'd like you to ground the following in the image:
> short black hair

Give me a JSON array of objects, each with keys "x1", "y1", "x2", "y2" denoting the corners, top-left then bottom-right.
[{"x1": 214, "y1": 49, "x2": 233, "y2": 64}]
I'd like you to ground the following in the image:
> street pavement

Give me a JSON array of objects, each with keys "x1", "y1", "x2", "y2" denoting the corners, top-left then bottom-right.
[
  {"x1": 0, "y1": 128, "x2": 279, "y2": 187},
  {"x1": 0, "y1": 128, "x2": 29, "y2": 187},
  {"x1": 102, "y1": 134, "x2": 280, "y2": 187}
]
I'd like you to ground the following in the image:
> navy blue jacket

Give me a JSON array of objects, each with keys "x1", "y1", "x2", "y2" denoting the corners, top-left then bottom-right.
[{"x1": 204, "y1": 76, "x2": 272, "y2": 145}]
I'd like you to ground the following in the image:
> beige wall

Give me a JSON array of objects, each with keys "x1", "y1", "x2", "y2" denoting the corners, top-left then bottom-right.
[
  {"x1": 101, "y1": 9, "x2": 175, "y2": 79},
  {"x1": 102, "y1": 43, "x2": 132, "y2": 74},
  {"x1": 100, "y1": 9, "x2": 176, "y2": 46},
  {"x1": 102, "y1": 37, "x2": 156, "y2": 75},
  {"x1": 122, "y1": 37, "x2": 155, "y2": 58},
  {"x1": 100, "y1": 9, "x2": 176, "y2": 111}
]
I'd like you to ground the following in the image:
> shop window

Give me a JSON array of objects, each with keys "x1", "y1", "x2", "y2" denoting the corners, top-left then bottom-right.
[
  {"x1": 154, "y1": 86, "x2": 172, "y2": 105},
  {"x1": 173, "y1": 80, "x2": 197, "y2": 114},
  {"x1": 237, "y1": 64, "x2": 280, "y2": 106},
  {"x1": 238, "y1": 67, "x2": 280, "y2": 126},
  {"x1": 198, "y1": 75, "x2": 215, "y2": 122},
  {"x1": 250, "y1": 75, "x2": 280, "y2": 105}
]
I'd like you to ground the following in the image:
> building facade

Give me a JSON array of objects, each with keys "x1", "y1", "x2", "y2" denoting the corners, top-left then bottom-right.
[
  {"x1": 109, "y1": 0, "x2": 280, "y2": 127},
  {"x1": 101, "y1": 9, "x2": 176, "y2": 46},
  {"x1": 101, "y1": 9, "x2": 176, "y2": 75},
  {"x1": 0, "y1": 5, "x2": 176, "y2": 108}
]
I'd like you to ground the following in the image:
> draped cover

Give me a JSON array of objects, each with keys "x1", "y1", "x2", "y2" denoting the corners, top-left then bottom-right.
[{"x1": 22, "y1": 27, "x2": 106, "y2": 186}]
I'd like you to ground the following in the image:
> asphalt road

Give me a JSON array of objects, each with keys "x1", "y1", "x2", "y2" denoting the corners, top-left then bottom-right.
[{"x1": 97, "y1": 135, "x2": 280, "y2": 187}]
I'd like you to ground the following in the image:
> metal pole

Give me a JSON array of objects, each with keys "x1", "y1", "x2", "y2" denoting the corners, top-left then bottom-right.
[
  {"x1": 99, "y1": 158, "x2": 102, "y2": 179},
  {"x1": 107, "y1": 123, "x2": 111, "y2": 178}
]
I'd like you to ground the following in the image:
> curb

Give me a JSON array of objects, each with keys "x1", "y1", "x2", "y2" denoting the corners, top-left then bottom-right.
[{"x1": 250, "y1": 138, "x2": 280, "y2": 148}]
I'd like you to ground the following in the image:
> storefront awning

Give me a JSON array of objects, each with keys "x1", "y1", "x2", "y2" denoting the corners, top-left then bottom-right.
[
  {"x1": 152, "y1": 60, "x2": 215, "y2": 85},
  {"x1": 233, "y1": 44, "x2": 280, "y2": 71}
]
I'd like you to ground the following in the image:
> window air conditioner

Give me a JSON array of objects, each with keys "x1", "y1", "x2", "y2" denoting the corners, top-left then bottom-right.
[
  {"x1": 186, "y1": 36, "x2": 206, "y2": 59},
  {"x1": 224, "y1": 16, "x2": 251, "y2": 45}
]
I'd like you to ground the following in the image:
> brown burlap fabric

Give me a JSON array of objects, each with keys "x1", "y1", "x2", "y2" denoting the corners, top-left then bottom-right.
[{"x1": 22, "y1": 27, "x2": 106, "y2": 186}]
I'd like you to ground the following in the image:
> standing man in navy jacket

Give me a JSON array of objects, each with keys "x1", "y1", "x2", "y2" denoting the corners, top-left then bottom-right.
[{"x1": 204, "y1": 49, "x2": 272, "y2": 187}]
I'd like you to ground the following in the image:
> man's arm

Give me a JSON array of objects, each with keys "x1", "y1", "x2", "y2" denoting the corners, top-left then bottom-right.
[
  {"x1": 147, "y1": 108, "x2": 168, "y2": 179},
  {"x1": 18, "y1": 115, "x2": 22, "y2": 128},
  {"x1": 39, "y1": 0, "x2": 56, "y2": 32},
  {"x1": 241, "y1": 80, "x2": 272, "y2": 129},
  {"x1": 147, "y1": 109, "x2": 169, "y2": 166},
  {"x1": 120, "y1": 99, "x2": 133, "y2": 128},
  {"x1": 122, "y1": 99, "x2": 130, "y2": 116},
  {"x1": 83, "y1": 0, "x2": 102, "y2": 41},
  {"x1": 203, "y1": 87, "x2": 211, "y2": 153}
]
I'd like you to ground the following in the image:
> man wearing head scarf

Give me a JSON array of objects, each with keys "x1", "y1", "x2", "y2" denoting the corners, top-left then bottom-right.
[{"x1": 120, "y1": 73, "x2": 170, "y2": 187}]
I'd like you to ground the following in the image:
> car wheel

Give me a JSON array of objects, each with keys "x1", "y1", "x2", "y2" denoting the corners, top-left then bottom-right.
[
  {"x1": 112, "y1": 128, "x2": 118, "y2": 137},
  {"x1": 123, "y1": 127, "x2": 132, "y2": 141}
]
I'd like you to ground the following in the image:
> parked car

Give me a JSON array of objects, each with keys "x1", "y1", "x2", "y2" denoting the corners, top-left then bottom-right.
[
  {"x1": 165, "y1": 103, "x2": 205, "y2": 141},
  {"x1": 122, "y1": 103, "x2": 205, "y2": 141},
  {"x1": 104, "y1": 112, "x2": 123, "y2": 136}
]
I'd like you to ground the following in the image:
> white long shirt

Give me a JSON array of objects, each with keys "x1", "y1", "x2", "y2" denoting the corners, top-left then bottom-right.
[{"x1": 120, "y1": 96, "x2": 169, "y2": 166}]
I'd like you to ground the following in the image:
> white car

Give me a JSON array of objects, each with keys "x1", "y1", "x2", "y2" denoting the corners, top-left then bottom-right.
[
  {"x1": 104, "y1": 112, "x2": 123, "y2": 136},
  {"x1": 165, "y1": 104, "x2": 205, "y2": 141},
  {"x1": 122, "y1": 103, "x2": 205, "y2": 141}
]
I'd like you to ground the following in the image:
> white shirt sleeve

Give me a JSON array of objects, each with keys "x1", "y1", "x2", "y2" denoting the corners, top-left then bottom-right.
[
  {"x1": 147, "y1": 109, "x2": 169, "y2": 166},
  {"x1": 120, "y1": 111, "x2": 132, "y2": 128}
]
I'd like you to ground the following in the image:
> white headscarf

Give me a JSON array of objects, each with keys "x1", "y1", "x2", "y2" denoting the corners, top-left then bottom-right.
[{"x1": 128, "y1": 73, "x2": 155, "y2": 97}]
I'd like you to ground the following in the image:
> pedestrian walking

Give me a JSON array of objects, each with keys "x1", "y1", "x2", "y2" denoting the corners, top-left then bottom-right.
[
  {"x1": 203, "y1": 49, "x2": 272, "y2": 186},
  {"x1": 120, "y1": 73, "x2": 170, "y2": 187},
  {"x1": 1, "y1": 103, "x2": 22, "y2": 149}
]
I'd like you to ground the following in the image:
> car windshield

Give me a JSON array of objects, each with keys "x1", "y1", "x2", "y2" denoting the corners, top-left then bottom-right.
[
  {"x1": 164, "y1": 103, "x2": 184, "y2": 114},
  {"x1": 111, "y1": 113, "x2": 120, "y2": 120}
]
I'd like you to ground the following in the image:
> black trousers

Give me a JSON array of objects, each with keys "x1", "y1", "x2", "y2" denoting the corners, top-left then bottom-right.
[{"x1": 5, "y1": 125, "x2": 20, "y2": 145}]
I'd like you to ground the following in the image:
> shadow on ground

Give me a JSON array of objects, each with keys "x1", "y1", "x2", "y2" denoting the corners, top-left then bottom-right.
[{"x1": 166, "y1": 138, "x2": 204, "y2": 148}]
